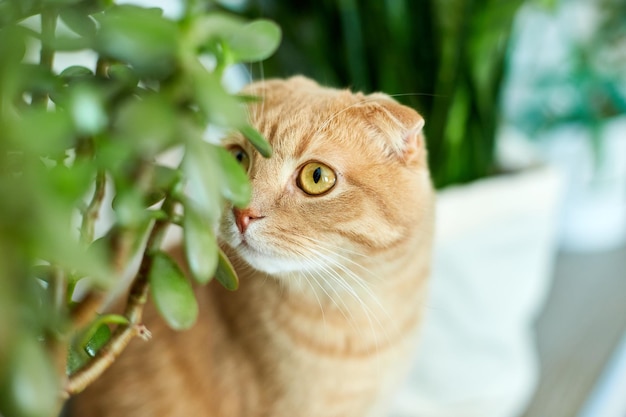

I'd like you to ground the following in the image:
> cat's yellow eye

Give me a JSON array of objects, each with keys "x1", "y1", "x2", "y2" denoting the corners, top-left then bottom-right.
[
  {"x1": 297, "y1": 162, "x2": 336, "y2": 195},
  {"x1": 228, "y1": 145, "x2": 250, "y2": 172}
]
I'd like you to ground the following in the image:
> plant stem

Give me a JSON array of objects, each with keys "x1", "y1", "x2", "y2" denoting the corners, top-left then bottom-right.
[
  {"x1": 46, "y1": 267, "x2": 67, "y2": 368},
  {"x1": 70, "y1": 292, "x2": 103, "y2": 329},
  {"x1": 33, "y1": 7, "x2": 57, "y2": 107},
  {"x1": 95, "y1": 57, "x2": 108, "y2": 77},
  {"x1": 71, "y1": 160, "x2": 152, "y2": 327},
  {"x1": 81, "y1": 170, "x2": 106, "y2": 245},
  {"x1": 63, "y1": 323, "x2": 149, "y2": 398},
  {"x1": 69, "y1": 165, "x2": 107, "y2": 327},
  {"x1": 65, "y1": 196, "x2": 177, "y2": 396},
  {"x1": 46, "y1": 267, "x2": 70, "y2": 411}
]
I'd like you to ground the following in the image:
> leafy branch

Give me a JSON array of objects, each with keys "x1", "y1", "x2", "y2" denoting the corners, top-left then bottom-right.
[
  {"x1": 0, "y1": 1, "x2": 280, "y2": 416},
  {"x1": 65, "y1": 194, "x2": 174, "y2": 396}
]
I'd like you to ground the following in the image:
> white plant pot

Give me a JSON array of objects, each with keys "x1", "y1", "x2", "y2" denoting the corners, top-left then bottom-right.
[{"x1": 390, "y1": 166, "x2": 563, "y2": 417}]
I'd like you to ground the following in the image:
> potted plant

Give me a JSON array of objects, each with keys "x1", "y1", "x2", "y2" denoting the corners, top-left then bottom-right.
[{"x1": 0, "y1": 1, "x2": 280, "y2": 416}]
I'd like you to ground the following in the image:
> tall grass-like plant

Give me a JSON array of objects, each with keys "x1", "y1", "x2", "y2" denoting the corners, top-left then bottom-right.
[
  {"x1": 244, "y1": 0, "x2": 525, "y2": 188},
  {"x1": 0, "y1": 1, "x2": 280, "y2": 416}
]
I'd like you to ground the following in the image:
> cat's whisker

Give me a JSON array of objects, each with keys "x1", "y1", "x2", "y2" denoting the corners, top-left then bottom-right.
[
  {"x1": 288, "y1": 241, "x2": 372, "y2": 339},
  {"x1": 313, "y1": 101, "x2": 368, "y2": 137},
  {"x1": 301, "y1": 245, "x2": 392, "y2": 352},
  {"x1": 312, "y1": 272, "x2": 368, "y2": 341},
  {"x1": 290, "y1": 235, "x2": 373, "y2": 286},
  {"x1": 297, "y1": 235, "x2": 383, "y2": 283},
  {"x1": 299, "y1": 266, "x2": 329, "y2": 338},
  {"x1": 386, "y1": 92, "x2": 447, "y2": 99},
  {"x1": 312, "y1": 265, "x2": 378, "y2": 344},
  {"x1": 294, "y1": 246, "x2": 359, "y2": 321},
  {"x1": 324, "y1": 270, "x2": 389, "y2": 360},
  {"x1": 283, "y1": 235, "x2": 386, "y2": 316},
  {"x1": 290, "y1": 236, "x2": 390, "y2": 316},
  {"x1": 298, "y1": 235, "x2": 369, "y2": 259},
  {"x1": 313, "y1": 92, "x2": 436, "y2": 139},
  {"x1": 313, "y1": 249, "x2": 395, "y2": 347}
]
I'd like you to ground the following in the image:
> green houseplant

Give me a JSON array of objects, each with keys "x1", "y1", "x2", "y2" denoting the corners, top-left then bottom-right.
[
  {"x1": 0, "y1": 1, "x2": 280, "y2": 416},
  {"x1": 243, "y1": 0, "x2": 526, "y2": 188}
]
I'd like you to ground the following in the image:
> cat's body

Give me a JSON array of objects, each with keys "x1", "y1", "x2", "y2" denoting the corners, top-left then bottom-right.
[{"x1": 71, "y1": 76, "x2": 434, "y2": 417}]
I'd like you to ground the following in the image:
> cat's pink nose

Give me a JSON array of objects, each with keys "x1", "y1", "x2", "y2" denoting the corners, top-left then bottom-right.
[{"x1": 233, "y1": 208, "x2": 264, "y2": 234}]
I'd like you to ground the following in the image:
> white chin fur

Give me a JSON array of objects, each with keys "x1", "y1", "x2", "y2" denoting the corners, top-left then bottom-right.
[
  {"x1": 236, "y1": 245, "x2": 306, "y2": 275},
  {"x1": 222, "y1": 229, "x2": 306, "y2": 276}
]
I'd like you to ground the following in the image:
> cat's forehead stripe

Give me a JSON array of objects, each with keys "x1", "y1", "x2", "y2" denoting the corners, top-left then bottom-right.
[
  {"x1": 259, "y1": 117, "x2": 280, "y2": 147},
  {"x1": 254, "y1": 104, "x2": 333, "y2": 161}
]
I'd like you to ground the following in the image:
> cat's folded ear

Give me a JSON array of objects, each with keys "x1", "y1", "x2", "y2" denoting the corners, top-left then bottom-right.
[{"x1": 360, "y1": 94, "x2": 426, "y2": 166}]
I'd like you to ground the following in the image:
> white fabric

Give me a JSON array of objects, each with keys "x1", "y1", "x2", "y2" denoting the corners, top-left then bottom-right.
[{"x1": 390, "y1": 167, "x2": 563, "y2": 417}]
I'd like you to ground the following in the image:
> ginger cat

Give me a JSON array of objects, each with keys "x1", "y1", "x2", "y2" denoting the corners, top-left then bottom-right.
[{"x1": 71, "y1": 76, "x2": 434, "y2": 417}]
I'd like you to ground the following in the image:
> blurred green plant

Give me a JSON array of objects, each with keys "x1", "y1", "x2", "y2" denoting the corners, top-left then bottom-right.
[
  {"x1": 0, "y1": 1, "x2": 280, "y2": 416},
  {"x1": 243, "y1": 0, "x2": 526, "y2": 188},
  {"x1": 509, "y1": 0, "x2": 626, "y2": 162}
]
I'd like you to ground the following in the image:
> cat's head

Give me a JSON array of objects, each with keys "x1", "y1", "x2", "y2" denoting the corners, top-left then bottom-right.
[{"x1": 219, "y1": 76, "x2": 433, "y2": 281}]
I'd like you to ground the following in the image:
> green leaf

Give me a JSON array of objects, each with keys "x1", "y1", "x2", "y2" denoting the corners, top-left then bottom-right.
[
  {"x1": 89, "y1": 221, "x2": 151, "y2": 279},
  {"x1": 240, "y1": 125, "x2": 272, "y2": 158},
  {"x1": 67, "y1": 316, "x2": 126, "y2": 375},
  {"x1": 59, "y1": 7, "x2": 97, "y2": 38},
  {"x1": 19, "y1": 64, "x2": 62, "y2": 99},
  {"x1": 153, "y1": 165, "x2": 181, "y2": 191},
  {"x1": 94, "y1": 133, "x2": 134, "y2": 174},
  {"x1": 10, "y1": 108, "x2": 75, "y2": 155},
  {"x1": 0, "y1": 336, "x2": 58, "y2": 417},
  {"x1": 51, "y1": 35, "x2": 93, "y2": 51},
  {"x1": 84, "y1": 324, "x2": 112, "y2": 357},
  {"x1": 66, "y1": 83, "x2": 108, "y2": 135},
  {"x1": 43, "y1": 0, "x2": 83, "y2": 5},
  {"x1": 185, "y1": 15, "x2": 280, "y2": 64},
  {"x1": 144, "y1": 165, "x2": 180, "y2": 206},
  {"x1": 191, "y1": 68, "x2": 246, "y2": 127},
  {"x1": 183, "y1": 141, "x2": 223, "y2": 225},
  {"x1": 149, "y1": 252, "x2": 198, "y2": 330},
  {"x1": 114, "y1": 94, "x2": 178, "y2": 155},
  {"x1": 0, "y1": 24, "x2": 27, "y2": 66},
  {"x1": 67, "y1": 343, "x2": 90, "y2": 375},
  {"x1": 46, "y1": 160, "x2": 95, "y2": 205},
  {"x1": 73, "y1": 0, "x2": 113, "y2": 15},
  {"x1": 38, "y1": 227, "x2": 112, "y2": 288},
  {"x1": 31, "y1": 264, "x2": 53, "y2": 282},
  {"x1": 186, "y1": 12, "x2": 244, "y2": 48},
  {"x1": 59, "y1": 65, "x2": 94, "y2": 82},
  {"x1": 83, "y1": 236, "x2": 112, "y2": 276},
  {"x1": 112, "y1": 188, "x2": 148, "y2": 227},
  {"x1": 145, "y1": 189, "x2": 166, "y2": 208},
  {"x1": 227, "y1": 19, "x2": 281, "y2": 62},
  {"x1": 214, "y1": 145, "x2": 250, "y2": 208},
  {"x1": 106, "y1": 63, "x2": 139, "y2": 88},
  {"x1": 95, "y1": 5, "x2": 178, "y2": 78},
  {"x1": 215, "y1": 247, "x2": 239, "y2": 291},
  {"x1": 183, "y1": 205, "x2": 218, "y2": 284}
]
